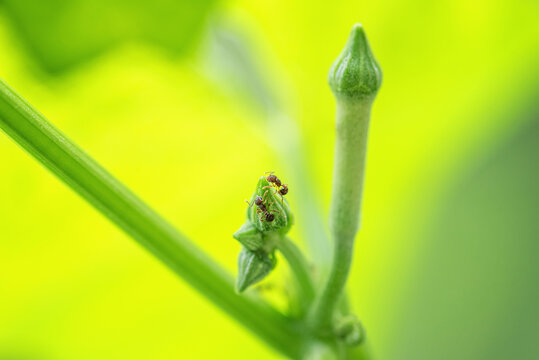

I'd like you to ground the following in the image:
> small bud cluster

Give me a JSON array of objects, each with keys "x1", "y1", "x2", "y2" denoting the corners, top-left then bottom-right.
[{"x1": 233, "y1": 174, "x2": 293, "y2": 292}]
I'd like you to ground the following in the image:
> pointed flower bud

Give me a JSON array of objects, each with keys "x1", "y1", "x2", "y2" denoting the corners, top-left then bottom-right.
[
  {"x1": 235, "y1": 247, "x2": 276, "y2": 293},
  {"x1": 246, "y1": 176, "x2": 293, "y2": 235},
  {"x1": 309, "y1": 25, "x2": 383, "y2": 331},
  {"x1": 328, "y1": 24, "x2": 382, "y2": 101}
]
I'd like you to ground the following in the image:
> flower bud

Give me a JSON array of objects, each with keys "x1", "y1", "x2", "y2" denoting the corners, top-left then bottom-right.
[
  {"x1": 235, "y1": 247, "x2": 276, "y2": 293},
  {"x1": 328, "y1": 24, "x2": 382, "y2": 101},
  {"x1": 246, "y1": 176, "x2": 293, "y2": 235}
]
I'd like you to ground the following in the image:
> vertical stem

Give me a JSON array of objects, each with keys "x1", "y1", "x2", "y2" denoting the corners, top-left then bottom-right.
[
  {"x1": 310, "y1": 100, "x2": 372, "y2": 332},
  {"x1": 309, "y1": 24, "x2": 382, "y2": 336}
]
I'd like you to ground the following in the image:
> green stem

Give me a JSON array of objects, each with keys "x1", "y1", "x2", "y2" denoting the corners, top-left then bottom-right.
[
  {"x1": 310, "y1": 100, "x2": 372, "y2": 332},
  {"x1": 277, "y1": 236, "x2": 316, "y2": 311},
  {"x1": 309, "y1": 24, "x2": 381, "y2": 337},
  {"x1": 0, "y1": 79, "x2": 303, "y2": 358}
]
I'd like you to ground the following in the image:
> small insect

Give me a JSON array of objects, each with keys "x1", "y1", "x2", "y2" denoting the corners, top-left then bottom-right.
[
  {"x1": 265, "y1": 171, "x2": 282, "y2": 187},
  {"x1": 245, "y1": 192, "x2": 279, "y2": 222},
  {"x1": 264, "y1": 212, "x2": 275, "y2": 222},
  {"x1": 246, "y1": 195, "x2": 267, "y2": 212},
  {"x1": 264, "y1": 171, "x2": 289, "y2": 203}
]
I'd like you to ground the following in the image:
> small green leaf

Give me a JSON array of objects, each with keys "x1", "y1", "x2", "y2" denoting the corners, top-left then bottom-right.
[
  {"x1": 1, "y1": 0, "x2": 217, "y2": 73},
  {"x1": 236, "y1": 247, "x2": 276, "y2": 293}
]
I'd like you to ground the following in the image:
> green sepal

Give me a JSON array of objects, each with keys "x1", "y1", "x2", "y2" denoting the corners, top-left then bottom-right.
[
  {"x1": 334, "y1": 315, "x2": 364, "y2": 346},
  {"x1": 233, "y1": 221, "x2": 264, "y2": 251},
  {"x1": 246, "y1": 176, "x2": 293, "y2": 235},
  {"x1": 236, "y1": 247, "x2": 276, "y2": 293}
]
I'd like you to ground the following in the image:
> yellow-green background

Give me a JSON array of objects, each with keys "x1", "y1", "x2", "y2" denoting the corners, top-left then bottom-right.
[{"x1": 1, "y1": 0, "x2": 538, "y2": 359}]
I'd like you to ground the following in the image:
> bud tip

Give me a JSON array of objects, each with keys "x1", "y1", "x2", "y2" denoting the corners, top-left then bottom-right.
[{"x1": 328, "y1": 23, "x2": 382, "y2": 100}]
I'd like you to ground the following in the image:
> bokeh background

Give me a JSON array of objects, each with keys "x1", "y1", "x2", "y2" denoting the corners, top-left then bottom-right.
[{"x1": 1, "y1": 0, "x2": 539, "y2": 359}]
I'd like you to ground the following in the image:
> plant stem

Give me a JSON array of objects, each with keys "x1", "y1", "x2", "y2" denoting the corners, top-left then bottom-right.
[
  {"x1": 0, "y1": 79, "x2": 303, "y2": 358},
  {"x1": 310, "y1": 100, "x2": 372, "y2": 332},
  {"x1": 277, "y1": 236, "x2": 316, "y2": 311},
  {"x1": 309, "y1": 24, "x2": 382, "y2": 335}
]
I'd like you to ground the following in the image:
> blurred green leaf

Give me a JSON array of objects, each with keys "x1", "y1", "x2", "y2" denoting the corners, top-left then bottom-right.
[
  {"x1": 388, "y1": 101, "x2": 539, "y2": 360},
  {"x1": 1, "y1": 0, "x2": 217, "y2": 73}
]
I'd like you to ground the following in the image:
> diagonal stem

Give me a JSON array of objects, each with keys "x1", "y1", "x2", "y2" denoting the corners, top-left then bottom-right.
[
  {"x1": 277, "y1": 236, "x2": 316, "y2": 312},
  {"x1": 0, "y1": 79, "x2": 303, "y2": 358}
]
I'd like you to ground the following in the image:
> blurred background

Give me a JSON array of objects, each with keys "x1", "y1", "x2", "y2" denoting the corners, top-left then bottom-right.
[{"x1": 1, "y1": 0, "x2": 538, "y2": 359}]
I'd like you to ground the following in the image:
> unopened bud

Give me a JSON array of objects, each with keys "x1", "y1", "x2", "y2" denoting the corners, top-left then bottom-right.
[
  {"x1": 246, "y1": 176, "x2": 293, "y2": 235},
  {"x1": 328, "y1": 24, "x2": 382, "y2": 101},
  {"x1": 235, "y1": 247, "x2": 276, "y2": 293}
]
